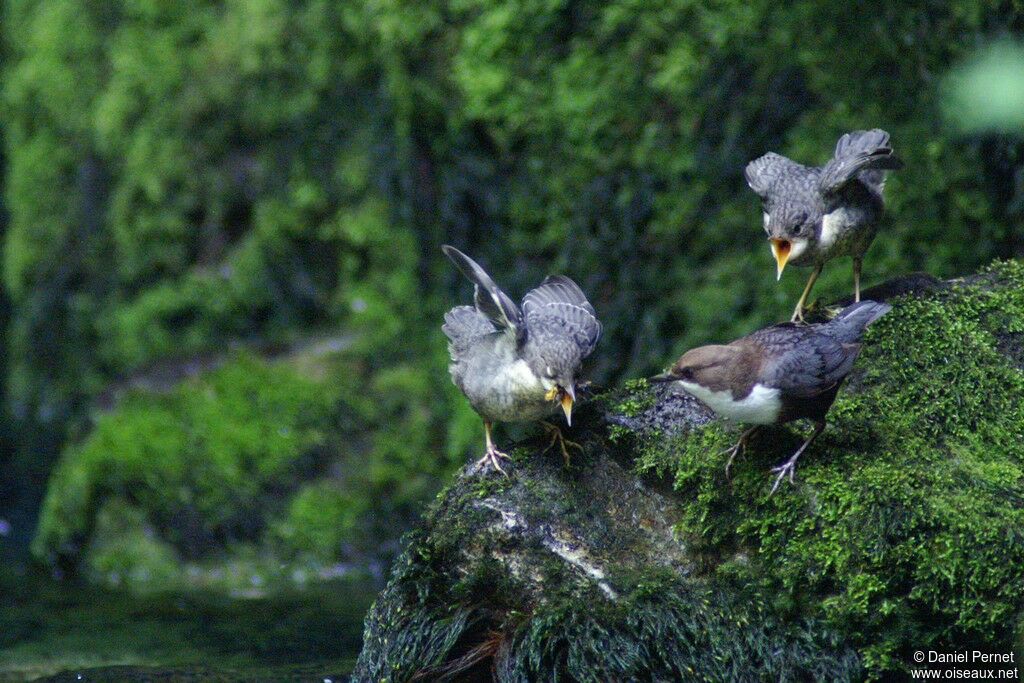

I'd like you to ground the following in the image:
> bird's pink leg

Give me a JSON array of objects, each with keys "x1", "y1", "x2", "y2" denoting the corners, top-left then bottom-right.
[
  {"x1": 769, "y1": 421, "x2": 826, "y2": 494},
  {"x1": 721, "y1": 426, "x2": 760, "y2": 478},
  {"x1": 475, "y1": 421, "x2": 512, "y2": 476}
]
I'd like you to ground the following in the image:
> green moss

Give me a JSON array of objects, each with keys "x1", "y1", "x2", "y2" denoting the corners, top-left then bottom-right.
[
  {"x1": 633, "y1": 261, "x2": 1024, "y2": 675},
  {"x1": 499, "y1": 576, "x2": 860, "y2": 682},
  {"x1": 32, "y1": 353, "x2": 340, "y2": 569},
  {"x1": 271, "y1": 481, "x2": 362, "y2": 563},
  {"x1": 613, "y1": 378, "x2": 656, "y2": 417}
]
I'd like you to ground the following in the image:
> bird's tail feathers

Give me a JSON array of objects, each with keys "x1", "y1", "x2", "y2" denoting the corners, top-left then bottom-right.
[
  {"x1": 825, "y1": 300, "x2": 892, "y2": 343},
  {"x1": 834, "y1": 129, "x2": 891, "y2": 159},
  {"x1": 825, "y1": 129, "x2": 903, "y2": 192}
]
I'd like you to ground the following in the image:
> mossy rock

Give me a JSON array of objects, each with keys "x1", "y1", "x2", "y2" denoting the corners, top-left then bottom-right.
[
  {"x1": 353, "y1": 261, "x2": 1024, "y2": 681},
  {"x1": 31, "y1": 352, "x2": 346, "y2": 577}
]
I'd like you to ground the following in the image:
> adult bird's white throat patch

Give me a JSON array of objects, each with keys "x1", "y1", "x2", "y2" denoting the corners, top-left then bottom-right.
[{"x1": 678, "y1": 381, "x2": 782, "y2": 425}]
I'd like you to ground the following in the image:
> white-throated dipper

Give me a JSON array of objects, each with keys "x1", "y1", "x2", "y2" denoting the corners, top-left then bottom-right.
[
  {"x1": 746, "y1": 129, "x2": 902, "y2": 321},
  {"x1": 653, "y1": 301, "x2": 891, "y2": 493},
  {"x1": 442, "y1": 245, "x2": 601, "y2": 475}
]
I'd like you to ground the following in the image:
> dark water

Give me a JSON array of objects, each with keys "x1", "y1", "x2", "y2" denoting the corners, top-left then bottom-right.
[{"x1": 0, "y1": 567, "x2": 374, "y2": 682}]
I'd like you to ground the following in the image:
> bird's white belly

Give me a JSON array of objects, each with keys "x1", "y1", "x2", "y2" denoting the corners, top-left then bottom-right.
[
  {"x1": 819, "y1": 208, "x2": 850, "y2": 252},
  {"x1": 678, "y1": 381, "x2": 781, "y2": 425}
]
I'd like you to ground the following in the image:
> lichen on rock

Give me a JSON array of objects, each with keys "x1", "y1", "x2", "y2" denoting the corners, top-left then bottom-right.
[{"x1": 354, "y1": 261, "x2": 1024, "y2": 681}]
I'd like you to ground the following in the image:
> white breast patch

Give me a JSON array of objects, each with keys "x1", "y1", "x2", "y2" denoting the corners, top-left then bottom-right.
[
  {"x1": 678, "y1": 381, "x2": 782, "y2": 425},
  {"x1": 820, "y1": 208, "x2": 853, "y2": 252}
]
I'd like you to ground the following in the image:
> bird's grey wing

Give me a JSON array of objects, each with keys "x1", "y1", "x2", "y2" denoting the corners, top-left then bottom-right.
[
  {"x1": 522, "y1": 275, "x2": 596, "y2": 316},
  {"x1": 753, "y1": 326, "x2": 859, "y2": 398},
  {"x1": 819, "y1": 129, "x2": 903, "y2": 195},
  {"x1": 744, "y1": 153, "x2": 806, "y2": 197},
  {"x1": 442, "y1": 245, "x2": 523, "y2": 342},
  {"x1": 523, "y1": 276, "x2": 601, "y2": 357},
  {"x1": 442, "y1": 305, "x2": 496, "y2": 360}
]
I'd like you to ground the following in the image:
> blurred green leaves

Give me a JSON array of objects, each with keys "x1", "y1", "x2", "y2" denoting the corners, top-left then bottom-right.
[{"x1": 943, "y1": 40, "x2": 1024, "y2": 134}]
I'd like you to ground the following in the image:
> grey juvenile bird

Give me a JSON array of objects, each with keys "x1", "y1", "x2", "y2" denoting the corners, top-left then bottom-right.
[
  {"x1": 745, "y1": 129, "x2": 903, "y2": 322},
  {"x1": 442, "y1": 245, "x2": 601, "y2": 475},
  {"x1": 653, "y1": 301, "x2": 891, "y2": 493}
]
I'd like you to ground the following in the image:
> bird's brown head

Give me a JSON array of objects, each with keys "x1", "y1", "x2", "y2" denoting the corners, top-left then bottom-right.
[{"x1": 665, "y1": 344, "x2": 744, "y2": 393}]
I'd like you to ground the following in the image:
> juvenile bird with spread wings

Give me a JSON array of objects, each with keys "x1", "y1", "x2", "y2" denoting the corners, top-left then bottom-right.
[
  {"x1": 442, "y1": 246, "x2": 601, "y2": 475},
  {"x1": 746, "y1": 129, "x2": 902, "y2": 321}
]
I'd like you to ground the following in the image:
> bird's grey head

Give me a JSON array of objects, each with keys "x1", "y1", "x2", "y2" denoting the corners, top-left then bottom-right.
[
  {"x1": 763, "y1": 200, "x2": 821, "y2": 280},
  {"x1": 525, "y1": 335, "x2": 582, "y2": 425}
]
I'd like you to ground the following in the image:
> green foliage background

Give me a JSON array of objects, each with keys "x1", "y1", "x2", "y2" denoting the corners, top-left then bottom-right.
[{"x1": 0, "y1": 0, "x2": 1022, "y2": 580}]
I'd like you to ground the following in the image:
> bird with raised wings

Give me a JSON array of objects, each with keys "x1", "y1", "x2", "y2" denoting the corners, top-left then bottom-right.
[
  {"x1": 746, "y1": 129, "x2": 903, "y2": 322},
  {"x1": 442, "y1": 245, "x2": 601, "y2": 475}
]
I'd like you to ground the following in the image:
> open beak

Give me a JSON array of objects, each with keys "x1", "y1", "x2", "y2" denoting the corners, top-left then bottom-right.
[
  {"x1": 560, "y1": 384, "x2": 575, "y2": 426},
  {"x1": 770, "y1": 239, "x2": 791, "y2": 281}
]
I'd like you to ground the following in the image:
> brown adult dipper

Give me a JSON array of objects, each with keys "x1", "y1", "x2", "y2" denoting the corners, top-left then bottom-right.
[
  {"x1": 745, "y1": 129, "x2": 902, "y2": 322},
  {"x1": 442, "y1": 246, "x2": 601, "y2": 475},
  {"x1": 652, "y1": 301, "x2": 891, "y2": 493}
]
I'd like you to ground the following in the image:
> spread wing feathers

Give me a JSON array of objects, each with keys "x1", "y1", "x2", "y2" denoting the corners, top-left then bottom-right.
[
  {"x1": 522, "y1": 275, "x2": 596, "y2": 316},
  {"x1": 442, "y1": 306, "x2": 496, "y2": 359},
  {"x1": 744, "y1": 153, "x2": 805, "y2": 197},
  {"x1": 442, "y1": 245, "x2": 523, "y2": 341},
  {"x1": 523, "y1": 275, "x2": 601, "y2": 357},
  {"x1": 526, "y1": 303, "x2": 602, "y2": 358},
  {"x1": 819, "y1": 129, "x2": 903, "y2": 195},
  {"x1": 755, "y1": 327, "x2": 860, "y2": 398}
]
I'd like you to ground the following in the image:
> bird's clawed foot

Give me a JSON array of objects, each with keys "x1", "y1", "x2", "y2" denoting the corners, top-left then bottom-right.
[
  {"x1": 720, "y1": 426, "x2": 760, "y2": 478},
  {"x1": 769, "y1": 454, "x2": 800, "y2": 495},
  {"x1": 768, "y1": 421, "x2": 825, "y2": 495},
  {"x1": 542, "y1": 422, "x2": 583, "y2": 467},
  {"x1": 475, "y1": 445, "x2": 512, "y2": 477}
]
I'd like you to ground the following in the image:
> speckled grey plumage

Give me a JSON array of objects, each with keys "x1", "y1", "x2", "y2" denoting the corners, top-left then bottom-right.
[
  {"x1": 746, "y1": 129, "x2": 902, "y2": 267},
  {"x1": 442, "y1": 246, "x2": 601, "y2": 425}
]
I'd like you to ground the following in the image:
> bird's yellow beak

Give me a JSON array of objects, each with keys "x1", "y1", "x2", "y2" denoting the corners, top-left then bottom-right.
[
  {"x1": 547, "y1": 385, "x2": 575, "y2": 426},
  {"x1": 560, "y1": 392, "x2": 574, "y2": 426},
  {"x1": 770, "y1": 239, "x2": 791, "y2": 281}
]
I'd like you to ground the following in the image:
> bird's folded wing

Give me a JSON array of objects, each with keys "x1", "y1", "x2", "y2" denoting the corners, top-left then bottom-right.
[
  {"x1": 442, "y1": 306, "x2": 496, "y2": 359},
  {"x1": 523, "y1": 276, "x2": 601, "y2": 357},
  {"x1": 744, "y1": 152, "x2": 805, "y2": 197},
  {"x1": 442, "y1": 245, "x2": 523, "y2": 342},
  {"x1": 819, "y1": 129, "x2": 903, "y2": 195},
  {"x1": 759, "y1": 331, "x2": 860, "y2": 398}
]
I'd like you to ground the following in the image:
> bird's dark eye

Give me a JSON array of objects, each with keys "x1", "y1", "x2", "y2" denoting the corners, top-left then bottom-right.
[{"x1": 545, "y1": 366, "x2": 556, "y2": 378}]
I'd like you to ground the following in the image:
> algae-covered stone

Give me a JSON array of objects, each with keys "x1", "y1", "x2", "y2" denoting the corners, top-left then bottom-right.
[
  {"x1": 31, "y1": 353, "x2": 348, "y2": 583},
  {"x1": 354, "y1": 262, "x2": 1024, "y2": 681}
]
